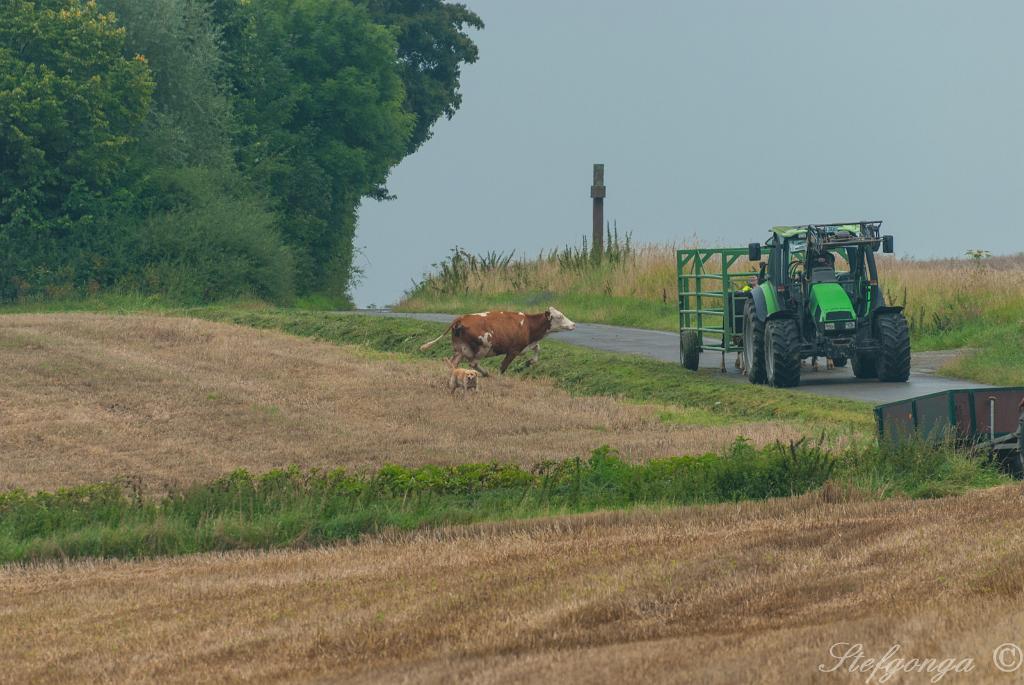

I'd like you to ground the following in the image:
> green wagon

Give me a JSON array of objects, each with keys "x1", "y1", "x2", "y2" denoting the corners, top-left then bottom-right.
[{"x1": 676, "y1": 248, "x2": 758, "y2": 372}]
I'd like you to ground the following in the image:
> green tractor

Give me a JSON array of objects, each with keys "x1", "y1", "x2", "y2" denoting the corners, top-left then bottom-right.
[{"x1": 739, "y1": 221, "x2": 910, "y2": 388}]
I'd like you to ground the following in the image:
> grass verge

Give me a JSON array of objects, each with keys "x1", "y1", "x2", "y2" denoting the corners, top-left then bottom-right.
[
  {"x1": 396, "y1": 291, "x2": 678, "y2": 331},
  {"x1": 0, "y1": 439, "x2": 1004, "y2": 564}
]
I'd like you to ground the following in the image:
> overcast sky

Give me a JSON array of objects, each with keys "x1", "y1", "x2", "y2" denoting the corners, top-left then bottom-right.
[{"x1": 352, "y1": 0, "x2": 1024, "y2": 307}]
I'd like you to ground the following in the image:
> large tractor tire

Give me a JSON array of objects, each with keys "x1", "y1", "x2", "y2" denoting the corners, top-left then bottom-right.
[
  {"x1": 876, "y1": 312, "x2": 911, "y2": 382},
  {"x1": 765, "y1": 318, "x2": 802, "y2": 388},
  {"x1": 742, "y1": 299, "x2": 767, "y2": 385},
  {"x1": 851, "y1": 353, "x2": 877, "y2": 379},
  {"x1": 681, "y1": 331, "x2": 701, "y2": 371}
]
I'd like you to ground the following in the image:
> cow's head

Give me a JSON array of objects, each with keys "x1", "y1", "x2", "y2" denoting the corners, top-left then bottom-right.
[{"x1": 545, "y1": 307, "x2": 576, "y2": 332}]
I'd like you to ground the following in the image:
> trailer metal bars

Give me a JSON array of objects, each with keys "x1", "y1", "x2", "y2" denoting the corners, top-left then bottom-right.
[{"x1": 677, "y1": 248, "x2": 758, "y2": 372}]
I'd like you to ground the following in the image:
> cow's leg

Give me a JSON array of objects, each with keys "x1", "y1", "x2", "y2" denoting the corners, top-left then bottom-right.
[
  {"x1": 525, "y1": 343, "x2": 540, "y2": 366},
  {"x1": 450, "y1": 351, "x2": 463, "y2": 368},
  {"x1": 470, "y1": 359, "x2": 489, "y2": 377},
  {"x1": 811, "y1": 356, "x2": 820, "y2": 372},
  {"x1": 499, "y1": 351, "x2": 519, "y2": 374}
]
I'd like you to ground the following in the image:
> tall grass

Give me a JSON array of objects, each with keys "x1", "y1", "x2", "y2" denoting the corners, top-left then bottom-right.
[
  {"x1": 399, "y1": 242, "x2": 1024, "y2": 343},
  {"x1": 405, "y1": 228, "x2": 679, "y2": 304},
  {"x1": 0, "y1": 439, "x2": 1002, "y2": 564}
]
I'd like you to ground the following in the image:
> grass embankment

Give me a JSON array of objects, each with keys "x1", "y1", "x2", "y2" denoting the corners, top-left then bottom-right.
[
  {"x1": 0, "y1": 439, "x2": 1003, "y2": 564},
  {"x1": 398, "y1": 291, "x2": 679, "y2": 331},
  {"x1": 399, "y1": 245, "x2": 1024, "y2": 382}
]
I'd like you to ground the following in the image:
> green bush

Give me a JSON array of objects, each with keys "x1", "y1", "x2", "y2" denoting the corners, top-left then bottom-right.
[
  {"x1": 127, "y1": 168, "x2": 295, "y2": 304},
  {"x1": 1, "y1": 436, "x2": 1002, "y2": 565}
]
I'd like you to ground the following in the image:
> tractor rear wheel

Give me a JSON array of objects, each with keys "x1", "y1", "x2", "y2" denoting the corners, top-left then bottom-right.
[
  {"x1": 765, "y1": 318, "x2": 801, "y2": 388},
  {"x1": 742, "y1": 299, "x2": 766, "y2": 384},
  {"x1": 876, "y1": 312, "x2": 911, "y2": 382},
  {"x1": 681, "y1": 331, "x2": 701, "y2": 371}
]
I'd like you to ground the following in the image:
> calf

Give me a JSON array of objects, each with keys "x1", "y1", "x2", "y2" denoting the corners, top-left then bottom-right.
[{"x1": 420, "y1": 307, "x2": 576, "y2": 376}]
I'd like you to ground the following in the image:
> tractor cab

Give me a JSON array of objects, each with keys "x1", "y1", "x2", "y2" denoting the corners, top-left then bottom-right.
[{"x1": 759, "y1": 222, "x2": 890, "y2": 336}]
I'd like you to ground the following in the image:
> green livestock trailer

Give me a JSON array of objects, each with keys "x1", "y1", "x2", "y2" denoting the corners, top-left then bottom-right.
[{"x1": 676, "y1": 247, "x2": 758, "y2": 372}]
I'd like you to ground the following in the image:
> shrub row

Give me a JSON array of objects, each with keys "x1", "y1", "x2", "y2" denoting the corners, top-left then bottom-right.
[{"x1": 1, "y1": 440, "x2": 839, "y2": 563}]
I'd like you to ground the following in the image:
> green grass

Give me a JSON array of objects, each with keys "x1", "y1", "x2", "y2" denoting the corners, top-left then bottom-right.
[
  {"x1": 0, "y1": 440, "x2": 1004, "y2": 564},
  {"x1": 912, "y1": 301, "x2": 1024, "y2": 386},
  {"x1": 189, "y1": 308, "x2": 874, "y2": 432},
  {"x1": 395, "y1": 291, "x2": 679, "y2": 331}
]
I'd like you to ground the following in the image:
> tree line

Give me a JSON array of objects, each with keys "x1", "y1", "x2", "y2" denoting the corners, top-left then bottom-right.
[{"x1": 0, "y1": 0, "x2": 482, "y2": 305}]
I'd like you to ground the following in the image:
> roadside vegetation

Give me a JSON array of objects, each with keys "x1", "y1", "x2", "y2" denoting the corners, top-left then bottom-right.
[
  {"x1": 0, "y1": 437, "x2": 1004, "y2": 564},
  {"x1": 398, "y1": 240, "x2": 1024, "y2": 383}
]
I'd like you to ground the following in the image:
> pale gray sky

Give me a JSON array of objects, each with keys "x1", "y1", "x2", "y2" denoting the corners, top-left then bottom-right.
[{"x1": 353, "y1": 0, "x2": 1024, "y2": 307}]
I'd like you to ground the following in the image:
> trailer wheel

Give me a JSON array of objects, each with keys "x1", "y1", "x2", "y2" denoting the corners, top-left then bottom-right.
[
  {"x1": 765, "y1": 318, "x2": 801, "y2": 388},
  {"x1": 1004, "y1": 451, "x2": 1024, "y2": 480},
  {"x1": 742, "y1": 299, "x2": 766, "y2": 384},
  {"x1": 876, "y1": 312, "x2": 911, "y2": 382},
  {"x1": 681, "y1": 331, "x2": 701, "y2": 371}
]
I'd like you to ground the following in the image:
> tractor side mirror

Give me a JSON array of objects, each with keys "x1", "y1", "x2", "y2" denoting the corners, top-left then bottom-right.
[
  {"x1": 748, "y1": 242, "x2": 761, "y2": 262},
  {"x1": 882, "y1": 235, "x2": 894, "y2": 254}
]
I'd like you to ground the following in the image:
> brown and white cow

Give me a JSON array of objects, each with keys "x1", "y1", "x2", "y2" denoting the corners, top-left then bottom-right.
[{"x1": 419, "y1": 307, "x2": 576, "y2": 376}]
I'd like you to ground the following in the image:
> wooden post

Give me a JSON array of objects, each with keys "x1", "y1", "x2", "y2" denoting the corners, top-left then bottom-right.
[{"x1": 590, "y1": 163, "x2": 605, "y2": 263}]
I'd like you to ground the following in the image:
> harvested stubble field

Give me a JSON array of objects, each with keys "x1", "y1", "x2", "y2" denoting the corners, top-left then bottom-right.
[
  {"x1": 4, "y1": 485, "x2": 1024, "y2": 683},
  {"x1": 0, "y1": 313, "x2": 802, "y2": 493}
]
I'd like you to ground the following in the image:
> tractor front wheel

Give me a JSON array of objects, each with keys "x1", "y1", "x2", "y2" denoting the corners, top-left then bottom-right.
[
  {"x1": 851, "y1": 353, "x2": 877, "y2": 378},
  {"x1": 681, "y1": 331, "x2": 701, "y2": 371},
  {"x1": 765, "y1": 318, "x2": 801, "y2": 388},
  {"x1": 742, "y1": 299, "x2": 767, "y2": 384},
  {"x1": 876, "y1": 312, "x2": 911, "y2": 382},
  {"x1": 831, "y1": 354, "x2": 848, "y2": 368}
]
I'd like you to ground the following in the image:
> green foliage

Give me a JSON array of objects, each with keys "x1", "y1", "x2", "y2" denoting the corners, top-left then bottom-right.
[
  {"x1": 0, "y1": 438, "x2": 1003, "y2": 564},
  {"x1": 99, "y1": 0, "x2": 236, "y2": 168},
  {"x1": 0, "y1": 0, "x2": 154, "y2": 299},
  {"x1": 214, "y1": 0, "x2": 415, "y2": 294},
  {"x1": 126, "y1": 167, "x2": 295, "y2": 303},
  {"x1": 360, "y1": 0, "x2": 483, "y2": 153},
  {"x1": 2, "y1": 0, "x2": 481, "y2": 305}
]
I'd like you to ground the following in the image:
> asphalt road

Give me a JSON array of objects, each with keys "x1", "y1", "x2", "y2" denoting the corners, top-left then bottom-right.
[{"x1": 355, "y1": 310, "x2": 988, "y2": 405}]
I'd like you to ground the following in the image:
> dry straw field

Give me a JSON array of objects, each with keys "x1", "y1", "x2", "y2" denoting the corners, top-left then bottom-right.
[
  {"x1": 0, "y1": 313, "x2": 801, "y2": 493},
  {"x1": 4, "y1": 484, "x2": 1024, "y2": 683}
]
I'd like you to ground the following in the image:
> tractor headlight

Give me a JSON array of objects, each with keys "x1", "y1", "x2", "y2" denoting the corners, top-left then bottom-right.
[
  {"x1": 844, "y1": 321, "x2": 856, "y2": 330},
  {"x1": 824, "y1": 323, "x2": 836, "y2": 330}
]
